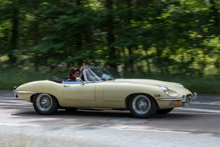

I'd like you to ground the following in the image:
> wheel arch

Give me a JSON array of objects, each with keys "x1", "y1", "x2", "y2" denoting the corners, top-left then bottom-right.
[
  {"x1": 30, "y1": 93, "x2": 60, "y2": 107},
  {"x1": 125, "y1": 93, "x2": 159, "y2": 109}
]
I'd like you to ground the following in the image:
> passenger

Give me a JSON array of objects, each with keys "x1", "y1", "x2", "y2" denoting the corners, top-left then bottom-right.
[{"x1": 67, "y1": 63, "x2": 86, "y2": 82}]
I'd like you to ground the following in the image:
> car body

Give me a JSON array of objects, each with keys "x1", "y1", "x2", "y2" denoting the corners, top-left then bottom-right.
[{"x1": 13, "y1": 67, "x2": 197, "y2": 118}]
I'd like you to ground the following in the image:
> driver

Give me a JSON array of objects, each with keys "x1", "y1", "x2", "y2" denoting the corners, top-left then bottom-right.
[{"x1": 67, "y1": 63, "x2": 86, "y2": 82}]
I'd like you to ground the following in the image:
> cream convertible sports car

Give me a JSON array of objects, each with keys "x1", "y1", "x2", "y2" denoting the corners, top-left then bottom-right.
[{"x1": 13, "y1": 67, "x2": 197, "y2": 118}]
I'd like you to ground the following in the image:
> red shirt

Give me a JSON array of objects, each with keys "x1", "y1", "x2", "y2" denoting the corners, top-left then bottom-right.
[{"x1": 68, "y1": 76, "x2": 76, "y2": 81}]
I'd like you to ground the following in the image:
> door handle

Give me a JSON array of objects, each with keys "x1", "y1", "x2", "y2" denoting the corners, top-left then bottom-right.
[{"x1": 64, "y1": 85, "x2": 70, "y2": 87}]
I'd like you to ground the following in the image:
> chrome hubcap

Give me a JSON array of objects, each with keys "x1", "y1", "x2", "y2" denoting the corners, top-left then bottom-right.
[
  {"x1": 132, "y1": 95, "x2": 151, "y2": 114},
  {"x1": 36, "y1": 94, "x2": 53, "y2": 111}
]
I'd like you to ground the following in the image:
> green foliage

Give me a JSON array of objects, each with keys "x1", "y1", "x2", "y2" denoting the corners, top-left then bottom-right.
[{"x1": 0, "y1": 0, "x2": 220, "y2": 76}]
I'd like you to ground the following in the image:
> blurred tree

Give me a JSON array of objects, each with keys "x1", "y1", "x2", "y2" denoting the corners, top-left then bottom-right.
[
  {"x1": 0, "y1": 0, "x2": 220, "y2": 76},
  {"x1": 0, "y1": 0, "x2": 20, "y2": 64}
]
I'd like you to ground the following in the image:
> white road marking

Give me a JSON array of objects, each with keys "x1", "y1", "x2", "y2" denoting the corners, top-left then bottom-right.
[
  {"x1": 0, "y1": 123, "x2": 41, "y2": 127},
  {"x1": 171, "y1": 111, "x2": 220, "y2": 115},
  {"x1": 0, "y1": 106, "x2": 33, "y2": 108},
  {"x1": 0, "y1": 96, "x2": 23, "y2": 100},
  {"x1": 191, "y1": 101, "x2": 220, "y2": 105},
  {"x1": 175, "y1": 107, "x2": 220, "y2": 113},
  {"x1": 0, "y1": 123, "x2": 194, "y2": 134}
]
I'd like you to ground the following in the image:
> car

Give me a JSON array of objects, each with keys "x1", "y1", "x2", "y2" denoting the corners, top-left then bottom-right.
[{"x1": 13, "y1": 66, "x2": 197, "y2": 118}]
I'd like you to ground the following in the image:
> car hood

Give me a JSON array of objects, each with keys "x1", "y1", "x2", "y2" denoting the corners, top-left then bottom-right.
[{"x1": 114, "y1": 79, "x2": 181, "y2": 87}]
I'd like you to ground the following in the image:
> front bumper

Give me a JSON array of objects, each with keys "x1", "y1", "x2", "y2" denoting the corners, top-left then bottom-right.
[
  {"x1": 157, "y1": 92, "x2": 197, "y2": 107},
  {"x1": 13, "y1": 89, "x2": 38, "y2": 98},
  {"x1": 182, "y1": 92, "x2": 197, "y2": 102}
]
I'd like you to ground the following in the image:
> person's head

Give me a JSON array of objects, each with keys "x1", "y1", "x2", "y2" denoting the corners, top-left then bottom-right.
[{"x1": 69, "y1": 67, "x2": 80, "y2": 78}]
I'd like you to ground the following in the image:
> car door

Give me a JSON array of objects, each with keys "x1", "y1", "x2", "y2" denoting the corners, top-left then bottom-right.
[{"x1": 63, "y1": 82, "x2": 96, "y2": 101}]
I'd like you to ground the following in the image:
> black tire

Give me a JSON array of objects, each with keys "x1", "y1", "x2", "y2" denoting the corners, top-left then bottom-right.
[
  {"x1": 128, "y1": 94, "x2": 157, "y2": 118},
  {"x1": 156, "y1": 108, "x2": 173, "y2": 114},
  {"x1": 65, "y1": 107, "x2": 77, "y2": 112},
  {"x1": 33, "y1": 93, "x2": 59, "y2": 115}
]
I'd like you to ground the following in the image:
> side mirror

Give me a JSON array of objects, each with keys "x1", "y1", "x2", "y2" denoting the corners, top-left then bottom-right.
[{"x1": 76, "y1": 77, "x2": 84, "y2": 85}]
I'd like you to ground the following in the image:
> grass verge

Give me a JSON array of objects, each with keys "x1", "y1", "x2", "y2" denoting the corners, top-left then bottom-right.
[{"x1": 0, "y1": 69, "x2": 219, "y2": 94}]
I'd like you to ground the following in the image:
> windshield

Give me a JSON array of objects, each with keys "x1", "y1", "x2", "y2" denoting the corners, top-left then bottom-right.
[{"x1": 83, "y1": 68, "x2": 115, "y2": 82}]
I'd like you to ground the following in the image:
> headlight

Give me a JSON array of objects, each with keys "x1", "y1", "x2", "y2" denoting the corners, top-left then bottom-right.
[
  {"x1": 161, "y1": 86, "x2": 178, "y2": 97},
  {"x1": 161, "y1": 86, "x2": 169, "y2": 95}
]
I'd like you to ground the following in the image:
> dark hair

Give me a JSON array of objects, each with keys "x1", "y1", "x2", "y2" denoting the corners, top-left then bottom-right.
[{"x1": 69, "y1": 67, "x2": 80, "y2": 76}]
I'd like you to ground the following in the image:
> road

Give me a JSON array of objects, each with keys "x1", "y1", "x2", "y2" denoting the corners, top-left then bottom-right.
[{"x1": 0, "y1": 90, "x2": 220, "y2": 147}]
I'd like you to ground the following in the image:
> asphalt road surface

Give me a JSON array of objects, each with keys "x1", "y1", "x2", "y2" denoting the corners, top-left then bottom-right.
[{"x1": 0, "y1": 90, "x2": 220, "y2": 147}]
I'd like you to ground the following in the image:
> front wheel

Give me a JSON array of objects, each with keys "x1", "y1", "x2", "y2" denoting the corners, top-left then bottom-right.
[
  {"x1": 128, "y1": 94, "x2": 157, "y2": 118},
  {"x1": 33, "y1": 93, "x2": 58, "y2": 115}
]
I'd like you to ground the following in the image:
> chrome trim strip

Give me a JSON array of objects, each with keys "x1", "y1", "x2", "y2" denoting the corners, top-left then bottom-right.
[
  {"x1": 157, "y1": 98, "x2": 183, "y2": 101},
  {"x1": 14, "y1": 90, "x2": 38, "y2": 94}
]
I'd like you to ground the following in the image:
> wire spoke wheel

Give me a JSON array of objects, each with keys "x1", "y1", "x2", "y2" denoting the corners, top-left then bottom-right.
[
  {"x1": 132, "y1": 95, "x2": 151, "y2": 114},
  {"x1": 129, "y1": 94, "x2": 157, "y2": 118},
  {"x1": 33, "y1": 93, "x2": 58, "y2": 115},
  {"x1": 36, "y1": 94, "x2": 53, "y2": 111}
]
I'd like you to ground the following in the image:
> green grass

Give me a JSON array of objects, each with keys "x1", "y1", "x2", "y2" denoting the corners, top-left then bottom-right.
[
  {"x1": 1, "y1": 69, "x2": 220, "y2": 94},
  {"x1": 0, "y1": 69, "x2": 69, "y2": 90}
]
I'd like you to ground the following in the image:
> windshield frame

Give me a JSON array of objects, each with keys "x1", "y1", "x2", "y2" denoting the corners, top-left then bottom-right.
[{"x1": 82, "y1": 67, "x2": 115, "y2": 83}]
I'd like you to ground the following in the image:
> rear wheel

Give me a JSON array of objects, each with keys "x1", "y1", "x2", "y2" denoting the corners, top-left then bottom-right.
[
  {"x1": 156, "y1": 108, "x2": 173, "y2": 114},
  {"x1": 33, "y1": 93, "x2": 58, "y2": 115},
  {"x1": 128, "y1": 94, "x2": 157, "y2": 118}
]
